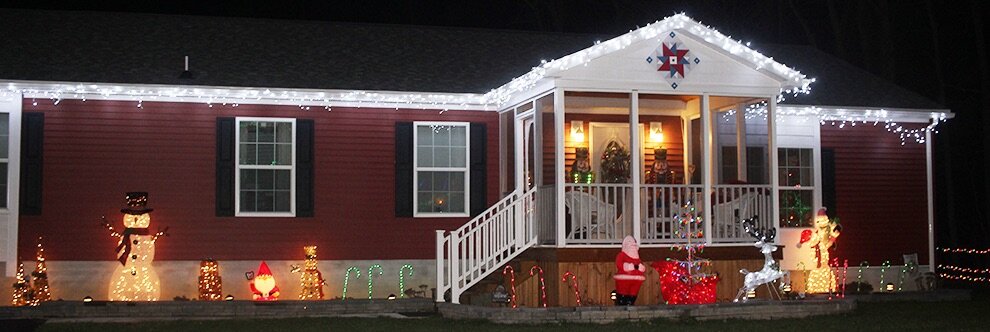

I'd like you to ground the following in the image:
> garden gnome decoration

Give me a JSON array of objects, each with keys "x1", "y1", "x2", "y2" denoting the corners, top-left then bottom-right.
[
  {"x1": 103, "y1": 192, "x2": 168, "y2": 301},
  {"x1": 798, "y1": 208, "x2": 842, "y2": 293},
  {"x1": 613, "y1": 236, "x2": 646, "y2": 305},
  {"x1": 250, "y1": 261, "x2": 280, "y2": 301}
]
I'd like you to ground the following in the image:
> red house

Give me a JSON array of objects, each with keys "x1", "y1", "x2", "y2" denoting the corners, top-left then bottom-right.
[{"x1": 0, "y1": 10, "x2": 950, "y2": 304}]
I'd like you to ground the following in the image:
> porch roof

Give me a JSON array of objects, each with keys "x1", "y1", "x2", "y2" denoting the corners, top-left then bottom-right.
[{"x1": 0, "y1": 9, "x2": 942, "y2": 110}]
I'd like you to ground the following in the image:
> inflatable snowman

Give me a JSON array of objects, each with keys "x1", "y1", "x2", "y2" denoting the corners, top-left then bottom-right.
[{"x1": 103, "y1": 192, "x2": 168, "y2": 301}]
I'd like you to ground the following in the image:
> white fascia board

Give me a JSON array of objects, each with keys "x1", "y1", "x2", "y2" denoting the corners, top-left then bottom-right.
[
  {"x1": 4, "y1": 80, "x2": 495, "y2": 111},
  {"x1": 779, "y1": 104, "x2": 954, "y2": 123}
]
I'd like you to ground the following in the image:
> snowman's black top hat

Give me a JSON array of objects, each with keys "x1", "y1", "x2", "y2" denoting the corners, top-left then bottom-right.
[{"x1": 121, "y1": 192, "x2": 154, "y2": 215}]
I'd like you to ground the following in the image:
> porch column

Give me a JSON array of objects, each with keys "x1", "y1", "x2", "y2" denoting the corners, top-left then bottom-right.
[
  {"x1": 514, "y1": 112, "x2": 525, "y2": 195},
  {"x1": 701, "y1": 94, "x2": 713, "y2": 244},
  {"x1": 926, "y1": 128, "x2": 935, "y2": 269},
  {"x1": 555, "y1": 88, "x2": 567, "y2": 247},
  {"x1": 630, "y1": 91, "x2": 641, "y2": 242},
  {"x1": 768, "y1": 97, "x2": 780, "y2": 244}
]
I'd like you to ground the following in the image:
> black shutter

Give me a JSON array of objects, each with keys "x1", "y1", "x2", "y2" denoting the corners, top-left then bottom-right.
[
  {"x1": 19, "y1": 112, "x2": 44, "y2": 215},
  {"x1": 821, "y1": 148, "x2": 837, "y2": 218},
  {"x1": 295, "y1": 119, "x2": 314, "y2": 217},
  {"x1": 216, "y1": 117, "x2": 235, "y2": 217},
  {"x1": 470, "y1": 123, "x2": 487, "y2": 217},
  {"x1": 395, "y1": 122, "x2": 414, "y2": 217}
]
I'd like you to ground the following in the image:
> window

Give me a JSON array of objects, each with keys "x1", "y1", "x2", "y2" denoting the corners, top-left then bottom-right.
[
  {"x1": 779, "y1": 148, "x2": 814, "y2": 227},
  {"x1": 235, "y1": 118, "x2": 295, "y2": 216},
  {"x1": 414, "y1": 122, "x2": 469, "y2": 216},
  {"x1": 0, "y1": 113, "x2": 7, "y2": 208}
]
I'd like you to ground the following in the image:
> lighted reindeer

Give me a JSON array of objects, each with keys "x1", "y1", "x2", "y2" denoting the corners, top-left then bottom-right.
[{"x1": 734, "y1": 216, "x2": 788, "y2": 302}]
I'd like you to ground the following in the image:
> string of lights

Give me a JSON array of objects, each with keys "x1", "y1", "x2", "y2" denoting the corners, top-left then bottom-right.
[
  {"x1": 502, "y1": 266, "x2": 517, "y2": 309},
  {"x1": 398, "y1": 264, "x2": 414, "y2": 298},
  {"x1": 367, "y1": 264, "x2": 383, "y2": 299},
  {"x1": 341, "y1": 266, "x2": 361, "y2": 299},
  {"x1": 562, "y1": 271, "x2": 582, "y2": 306},
  {"x1": 529, "y1": 266, "x2": 547, "y2": 308},
  {"x1": 938, "y1": 247, "x2": 990, "y2": 255}
]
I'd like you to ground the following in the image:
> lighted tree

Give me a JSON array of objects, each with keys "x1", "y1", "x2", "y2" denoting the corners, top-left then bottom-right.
[
  {"x1": 653, "y1": 201, "x2": 719, "y2": 304},
  {"x1": 297, "y1": 246, "x2": 326, "y2": 300},
  {"x1": 198, "y1": 259, "x2": 223, "y2": 301},
  {"x1": 30, "y1": 238, "x2": 51, "y2": 305},
  {"x1": 11, "y1": 262, "x2": 31, "y2": 307},
  {"x1": 599, "y1": 141, "x2": 631, "y2": 183}
]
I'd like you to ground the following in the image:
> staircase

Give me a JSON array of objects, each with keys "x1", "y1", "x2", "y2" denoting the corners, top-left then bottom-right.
[{"x1": 436, "y1": 189, "x2": 537, "y2": 303}]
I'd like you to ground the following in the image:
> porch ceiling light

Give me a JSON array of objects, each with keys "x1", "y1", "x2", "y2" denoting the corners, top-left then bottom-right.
[
  {"x1": 650, "y1": 122, "x2": 664, "y2": 143},
  {"x1": 570, "y1": 120, "x2": 585, "y2": 142}
]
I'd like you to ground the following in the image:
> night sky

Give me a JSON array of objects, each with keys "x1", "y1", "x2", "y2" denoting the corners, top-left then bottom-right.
[{"x1": 4, "y1": 1, "x2": 989, "y2": 249}]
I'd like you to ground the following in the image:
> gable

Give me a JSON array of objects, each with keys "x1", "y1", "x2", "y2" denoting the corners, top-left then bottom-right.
[{"x1": 553, "y1": 30, "x2": 784, "y2": 96}]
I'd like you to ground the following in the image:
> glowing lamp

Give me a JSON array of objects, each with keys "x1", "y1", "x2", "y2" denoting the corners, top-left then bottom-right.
[
  {"x1": 781, "y1": 283, "x2": 792, "y2": 293},
  {"x1": 83, "y1": 296, "x2": 93, "y2": 303},
  {"x1": 610, "y1": 290, "x2": 617, "y2": 301},
  {"x1": 649, "y1": 122, "x2": 664, "y2": 144},
  {"x1": 746, "y1": 289, "x2": 756, "y2": 299},
  {"x1": 387, "y1": 294, "x2": 397, "y2": 300},
  {"x1": 885, "y1": 283, "x2": 895, "y2": 292},
  {"x1": 225, "y1": 295, "x2": 234, "y2": 301},
  {"x1": 570, "y1": 121, "x2": 585, "y2": 142}
]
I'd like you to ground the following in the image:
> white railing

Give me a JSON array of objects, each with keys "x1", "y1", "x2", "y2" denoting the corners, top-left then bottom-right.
[
  {"x1": 640, "y1": 184, "x2": 705, "y2": 244},
  {"x1": 710, "y1": 185, "x2": 773, "y2": 242},
  {"x1": 536, "y1": 185, "x2": 556, "y2": 245},
  {"x1": 563, "y1": 183, "x2": 633, "y2": 245},
  {"x1": 435, "y1": 188, "x2": 536, "y2": 303}
]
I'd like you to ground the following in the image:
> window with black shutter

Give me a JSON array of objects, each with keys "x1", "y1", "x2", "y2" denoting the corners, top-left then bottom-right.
[{"x1": 396, "y1": 121, "x2": 486, "y2": 218}]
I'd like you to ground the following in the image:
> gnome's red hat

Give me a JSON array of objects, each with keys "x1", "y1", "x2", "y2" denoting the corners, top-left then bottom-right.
[
  {"x1": 816, "y1": 207, "x2": 828, "y2": 218},
  {"x1": 257, "y1": 261, "x2": 273, "y2": 276}
]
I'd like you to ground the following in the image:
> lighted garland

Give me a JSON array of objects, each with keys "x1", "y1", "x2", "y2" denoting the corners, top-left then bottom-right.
[
  {"x1": 398, "y1": 264, "x2": 414, "y2": 298},
  {"x1": 341, "y1": 267, "x2": 361, "y2": 299},
  {"x1": 529, "y1": 265, "x2": 547, "y2": 308},
  {"x1": 367, "y1": 264, "x2": 383, "y2": 299},
  {"x1": 939, "y1": 264, "x2": 990, "y2": 274},
  {"x1": 938, "y1": 247, "x2": 990, "y2": 255}
]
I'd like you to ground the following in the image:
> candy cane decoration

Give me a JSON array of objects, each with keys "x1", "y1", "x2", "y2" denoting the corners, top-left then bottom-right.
[
  {"x1": 856, "y1": 261, "x2": 869, "y2": 292},
  {"x1": 399, "y1": 264, "x2": 414, "y2": 298},
  {"x1": 530, "y1": 265, "x2": 547, "y2": 308},
  {"x1": 562, "y1": 271, "x2": 581, "y2": 306},
  {"x1": 367, "y1": 264, "x2": 383, "y2": 299},
  {"x1": 342, "y1": 267, "x2": 361, "y2": 299},
  {"x1": 879, "y1": 260, "x2": 891, "y2": 289},
  {"x1": 502, "y1": 266, "x2": 517, "y2": 308},
  {"x1": 840, "y1": 260, "x2": 849, "y2": 298}
]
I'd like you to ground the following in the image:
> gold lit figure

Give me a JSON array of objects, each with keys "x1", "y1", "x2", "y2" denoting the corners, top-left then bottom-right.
[
  {"x1": 103, "y1": 192, "x2": 168, "y2": 301},
  {"x1": 798, "y1": 208, "x2": 842, "y2": 293},
  {"x1": 296, "y1": 246, "x2": 326, "y2": 300}
]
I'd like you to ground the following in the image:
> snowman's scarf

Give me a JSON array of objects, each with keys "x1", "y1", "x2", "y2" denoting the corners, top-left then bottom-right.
[{"x1": 116, "y1": 227, "x2": 151, "y2": 266}]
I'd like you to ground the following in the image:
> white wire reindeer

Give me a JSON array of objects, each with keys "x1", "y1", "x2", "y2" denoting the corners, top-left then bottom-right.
[{"x1": 734, "y1": 216, "x2": 788, "y2": 302}]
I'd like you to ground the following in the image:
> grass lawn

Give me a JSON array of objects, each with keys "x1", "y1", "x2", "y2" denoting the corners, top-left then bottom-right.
[{"x1": 13, "y1": 299, "x2": 990, "y2": 332}]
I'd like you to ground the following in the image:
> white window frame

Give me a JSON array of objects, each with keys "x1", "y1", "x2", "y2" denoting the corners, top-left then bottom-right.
[
  {"x1": 413, "y1": 121, "x2": 470, "y2": 218},
  {"x1": 234, "y1": 117, "x2": 296, "y2": 217},
  {"x1": 0, "y1": 113, "x2": 9, "y2": 209},
  {"x1": 778, "y1": 147, "x2": 816, "y2": 227}
]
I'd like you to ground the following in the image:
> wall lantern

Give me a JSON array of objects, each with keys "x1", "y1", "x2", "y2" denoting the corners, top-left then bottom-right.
[
  {"x1": 387, "y1": 294, "x2": 397, "y2": 300},
  {"x1": 82, "y1": 296, "x2": 93, "y2": 303},
  {"x1": 885, "y1": 283, "x2": 895, "y2": 292},
  {"x1": 746, "y1": 289, "x2": 757, "y2": 299},
  {"x1": 649, "y1": 122, "x2": 664, "y2": 144},
  {"x1": 570, "y1": 121, "x2": 585, "y2": 143}
]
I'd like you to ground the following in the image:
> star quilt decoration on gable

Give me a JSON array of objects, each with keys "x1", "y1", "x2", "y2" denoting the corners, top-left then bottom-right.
[{"x1": 647, "y1": 31, "x2": 699, "y2": 89}]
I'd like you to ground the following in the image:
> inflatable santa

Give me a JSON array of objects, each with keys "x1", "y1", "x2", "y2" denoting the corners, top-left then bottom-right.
[
  {"x1": 613, "y1": 236, "x2": 646, "y2": 305},
  {"x1": 250, "y1": 261, "x2": 280, "y2": 301}
]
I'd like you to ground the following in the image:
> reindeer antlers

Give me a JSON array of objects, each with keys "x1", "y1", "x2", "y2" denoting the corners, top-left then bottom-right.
[{"x1": 741, "y1": 215, "x2": 775, "y2": 243}]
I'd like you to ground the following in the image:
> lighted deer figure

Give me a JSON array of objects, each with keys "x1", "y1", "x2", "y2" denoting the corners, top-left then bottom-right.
[{"x1": 734, "y1": 216, "x2": 787, "y2": 302}]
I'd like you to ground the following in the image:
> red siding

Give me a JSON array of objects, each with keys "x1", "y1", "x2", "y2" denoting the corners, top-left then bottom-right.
[
  {"x1": 821, "y1": 124, "x2": 929, "y2": 265},
  {"x1": 18, "y1": 100, "x2": 499, "y2": 261}
]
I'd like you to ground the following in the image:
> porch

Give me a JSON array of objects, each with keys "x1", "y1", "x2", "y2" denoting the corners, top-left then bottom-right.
[{"x1": 501, "y1": 91, "x2": 789, "y2": 247}]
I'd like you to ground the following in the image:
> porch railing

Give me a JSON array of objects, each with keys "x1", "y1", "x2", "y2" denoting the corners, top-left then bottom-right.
[
  {"x1": 640, "y1": 184, "x2": 705, "y2": 244},
  {"x1": 710, "y1": 184, "x2": 773, "y2": 242},
  {"x1": 435, "y1": 188, "x2": 536, "y2": 303},
  {"x1": 563, "y1": 183, "x2": 633, "y2": 245}
]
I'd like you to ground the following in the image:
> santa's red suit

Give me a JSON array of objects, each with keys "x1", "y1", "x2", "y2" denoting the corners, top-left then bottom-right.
[{"x1": 614, "y1": 236, "x2": 646, "y2": 305}]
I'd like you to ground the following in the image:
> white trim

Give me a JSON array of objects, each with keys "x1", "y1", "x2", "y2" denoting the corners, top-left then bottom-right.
[
  {"x1": 412, "y1": 121, "x2": 471, "y2": 218},
  {"x1": 768, "y1": 97, "x2": 780, "y2": 244},
  {"x1": 554, "y1": 89, "x2": 566, "y2": 247},
  {"x1": 0, "y1": 94, "x2": 20, "y2": 276},
  {"x1": 234, "y1": 117, "x2": 297, "y2": 217},
  {"x1": 701, "y1": 94, "x2": 713, "y2": 244},
  {"x1": 630, "y1": 90, "x2": 641, "y2": 242}
]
